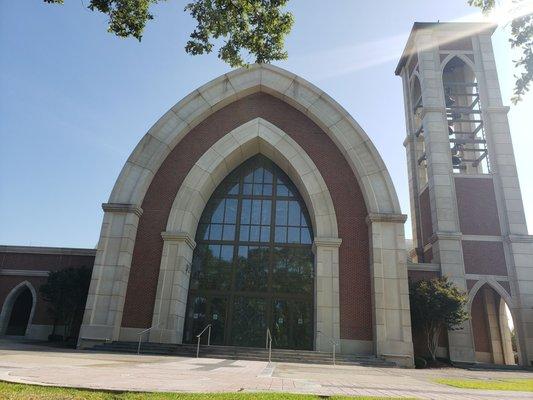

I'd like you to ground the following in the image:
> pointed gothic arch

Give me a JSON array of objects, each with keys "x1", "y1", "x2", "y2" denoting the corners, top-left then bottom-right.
[{"x1": 0, "y1": 281, "x2": 37, "y2": 336}]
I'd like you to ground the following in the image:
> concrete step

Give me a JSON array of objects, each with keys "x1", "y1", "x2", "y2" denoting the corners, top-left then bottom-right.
[{"x1": 89, "y1": 341, "x2": 396, "y2": 367}]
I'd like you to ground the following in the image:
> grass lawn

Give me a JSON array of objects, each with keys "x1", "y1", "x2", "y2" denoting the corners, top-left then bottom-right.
[
  {"x1": 435, "y1": 378, "x2": 533, "y2": 392},
  {"x1": 0, "y1": 381, "x2": 408, "y2": 400}
]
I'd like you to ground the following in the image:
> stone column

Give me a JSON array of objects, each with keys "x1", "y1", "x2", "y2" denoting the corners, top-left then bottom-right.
[
  {"x1": 483, "y1": 287, "x2": 504, "y2": 364},
  {"x1": 149, "y1": 231, "x2": 196, "y2": 344},
  {"x1": 367, "y1": 213, "x2": 414, "y2": 367},
  {"x1": 313, "y1": 237, "x2": 341, "y2": 352},
  {"x1": 78, "y1": 203, "x2": 142, "y2": 347}
]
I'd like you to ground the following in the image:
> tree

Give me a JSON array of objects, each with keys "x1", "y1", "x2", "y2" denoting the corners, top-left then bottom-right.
[
  {"x1": 44, "y1": 0, "x2": 294, "y2": 68},
  {"x1": 40, "y1": 266, "x2": 92, "y2": 340},
  {"x1": 469, "y1": 0, "x2": 532, "y2": 103},
  {"x1": 409, "y1": 277, "x2": 469, "y2": 361}
]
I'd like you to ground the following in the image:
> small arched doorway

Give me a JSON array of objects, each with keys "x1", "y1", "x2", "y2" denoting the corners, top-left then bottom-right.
[
  {"x1": 2, "y1": 283, "x2": 35, "y2": 336},
  {"x1": 470, "y1": 284, "x2": 517, "y2": 365}
]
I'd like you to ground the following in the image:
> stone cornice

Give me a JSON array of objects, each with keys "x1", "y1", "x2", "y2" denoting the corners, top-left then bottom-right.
[
  {"x1": 161, "y1": 231, "x2": 197, "y2": 249},
  {"x1": 420, "y1": 106, "x2": 446, "y2": 119},
  {"x1": 102, "y1": 203, "x2": 143, "y2": 217},
  {"x1": 0, "y1": 245, "x2": 96, "y2": 256},
  {"x1": 313, "y1": 237, "x2": 342, "y2": 248},
  {"x1": 429, "y1": 231, "x2": 462, "y2": 243},
  {"x1": 407, "y1": 262, "x2": 440, "y2": 272},
  {"x1": 366, "y1": 213, "x2": 408, "y2": 225},
  {"x1": 485, "y1": 106, "x2": 510, "y2": 114},
  {"x1": 504, "y1": 234, "x2": 533, "y2": 244},
  {"x1": 0, "y1": 268, "x2": 50, "y2": 277}
]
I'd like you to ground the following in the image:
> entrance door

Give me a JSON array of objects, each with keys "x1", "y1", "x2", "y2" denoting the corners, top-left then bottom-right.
[{"x1": 184, "y1": 155, "x2": 315, "y2": 349}]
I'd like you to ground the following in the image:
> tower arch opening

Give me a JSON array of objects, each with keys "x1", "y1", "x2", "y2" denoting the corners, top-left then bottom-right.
[{"x1": 0, "y1": 282, "x2": 36, "y2": 337}]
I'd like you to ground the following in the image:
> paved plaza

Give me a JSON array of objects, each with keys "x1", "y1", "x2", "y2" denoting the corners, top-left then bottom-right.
[{"x1": 0, "y1": 340, "x2": 531, "y2": 399}]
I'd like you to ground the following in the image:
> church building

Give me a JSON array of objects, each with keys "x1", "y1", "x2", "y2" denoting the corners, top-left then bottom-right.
[{"x1": 1, "y1": 22, "x2": 532, "y2": 368}]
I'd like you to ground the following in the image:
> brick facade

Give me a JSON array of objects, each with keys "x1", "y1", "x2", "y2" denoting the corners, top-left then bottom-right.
[{"x1": 121, "y1": 92, "x2": 373, "y2": 341}]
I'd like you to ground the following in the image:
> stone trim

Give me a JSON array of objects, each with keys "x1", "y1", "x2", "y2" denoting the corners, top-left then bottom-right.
[
  {"x1": 429, "y1": 231, "x2": 462, "y2": 243},
  {"x1": 419, "y1": 106, "x2": 447, "y2": 119},
  {"x1": 365, "y1": 213, "x2": 407, "y2": 224},
  {"x1": 461, "y1": 235, "x2": 502, "y2": 242},
  {"x1": 485, "y1": 106, "x2": 510, "y2": 114},
  {"x1": 0, "y1": 269, "x2": 50, "y2": 277},
  {"x1": 0, "y1": 245, "x2": 96, "y2": 256},
  {"x1": 465, "y1": 273, "x2": 509, "y2": 281},
  {"x1": 102, "y1": 203, "x2": 143, "y2": 217},
  {"x1": 312, "y1": 237, "x2": 342, "y2": 249},
  {"x1": 505, "y1": 234, "x2": 533, "y2": 244},
  {"x1": 407, "y1": 262, "x2": 440, "y2": 272},
  {"x1": 108, "y1": 64, "x2": 401, "y2": 216},
  {"x1": 161, "y1": 231, "x2": 196, "y2": 250}
]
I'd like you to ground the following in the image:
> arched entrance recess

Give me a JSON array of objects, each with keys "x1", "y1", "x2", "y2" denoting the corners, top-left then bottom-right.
[
  {"x1": 468, "y1": 279, "x2": 518, "y2": 365},
  {"x1": 0, "y1": 281, "x2": 37, "y2": 336},
  {"x1": 79, "y1": 65, "x2": 413, "y2": 365}
]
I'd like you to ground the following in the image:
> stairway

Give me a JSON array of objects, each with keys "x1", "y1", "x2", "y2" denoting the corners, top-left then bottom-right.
[{"x1": 89, "y1": 341, "x2": 397, "y2": 367}]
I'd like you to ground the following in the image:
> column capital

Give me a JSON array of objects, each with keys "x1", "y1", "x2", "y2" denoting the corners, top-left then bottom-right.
[
  {"x1": 161, "y1": 231, "x2": 196, "y2": 250},
  {"x1": 365, "y1": 213, "x2": 407, "y2": 225},
  {"x1": 429, "y1": 231, "x2": 462, "y2": 243},
  {"x1": 102, "y1": 203, "x2": 143, "y2": 217},
  {"x1": 313, "y1": 237, "x2": 342, "y2": 250}
]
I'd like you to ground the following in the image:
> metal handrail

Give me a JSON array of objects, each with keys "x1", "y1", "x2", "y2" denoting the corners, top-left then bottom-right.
[
  {"x1": 266, "y1": 328, "x2": 272, "y2": 363},
  {"x1": 137, "y1": 324, "x2": 159, "y2": 355},
  {"x1": 317, "y1": 331, "x2": 338, "y2": 366},
  {"x1": 196, "y1": 324, "x2": 212, "y2": 358}
]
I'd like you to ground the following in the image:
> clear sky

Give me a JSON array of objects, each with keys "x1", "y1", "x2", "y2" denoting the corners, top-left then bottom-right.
[{"x1": 0, "y1": 1, "x2": 531, "y2": 248}]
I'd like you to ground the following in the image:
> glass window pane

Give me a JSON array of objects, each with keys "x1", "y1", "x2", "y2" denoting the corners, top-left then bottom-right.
[
  {"x1": 243, "y1": 183, "x2": 252, "y2": 195},
  {"x1": 253, "y1": 183, "x2": 263, "y2": 195},
  {"x1": 261, "y1": 200, "x2": 271, "y2": 224},
  {"x1": 277, "y1": 181, "x2": 289, "y2": 196},
  {"x1": 220, "y1": 245, "x2": 233, "y2": 262},
  {"x1": 263, "y1": 169, "x2": 273, "y2": 183},
  {"x1": 222, "y1": 224, "x2": 235, "y2": 240},
  {"x1": 251, "y1": 200, "x2": 261, "y2": 224},
  {"x1": 239, "y1": 225, "x2": 249, "y2": 241},
  {"x1": 244, "y1": 171, "x2": 253, "y2": 183},
  {"x1": 260, "y1": 226, "x2": 270, "y2": 242},
  {"x1": 228, "y1": 183, "x2": 239, "y2": 195},
  {"x1": 253, "y1": 167, "x2": 263, "y2": 183},
  {"x1": 209, "y1": 224, "x2": 222, "y2": 240},
  {"x1": 224, "y1": 199, "x2": 237, "y2": 223},
  {"x1": 287, "y1": 227, "x2": 300, "y2": 243},
  {"x1": 212, "y1": 200, "x2": 225, "y2": 223},
  {"x1": 275, "y1": 227, "x2": 287, "y2": 243},
  {"x1": 241, "y1": 199, "x2": 251, "y2": 224},
  {"x1": 275, "y1": 201, "x2": 288, "y2": 225},
  {"x1": 250, "y1": 225, "x2": 260, "y2": 242},
  {"x1": 288, "y1": 201, "x2": 301, "y2": 226},
  {"x1": 301, "y1": 228, "x2": 312, "y2": 244},
  {"x1": 262, "y1": 184, "x2": 272, "y2": 196}
]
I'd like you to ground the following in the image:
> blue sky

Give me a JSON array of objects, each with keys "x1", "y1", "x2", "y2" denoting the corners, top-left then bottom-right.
[{"x1": 0, "y1": 1, "x2": 531, "y2": 248}]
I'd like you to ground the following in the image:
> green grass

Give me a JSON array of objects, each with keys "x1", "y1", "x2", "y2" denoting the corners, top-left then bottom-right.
[
  {"x1": 435, "y1": 378, "x2": 533, "y2": 392},
  {"x1": 0, "y1": 381, "x2": 407, "y2": 400}
]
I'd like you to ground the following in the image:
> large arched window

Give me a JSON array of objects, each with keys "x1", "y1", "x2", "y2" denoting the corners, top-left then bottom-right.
[{"x1": 184, "y1": 155, "x2": 314, "y2": 349}]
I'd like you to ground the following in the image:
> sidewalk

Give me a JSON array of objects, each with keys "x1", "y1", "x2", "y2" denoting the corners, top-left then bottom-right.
[{"x1": 0, "y1": 340, "x2": 531, "y2": 399}]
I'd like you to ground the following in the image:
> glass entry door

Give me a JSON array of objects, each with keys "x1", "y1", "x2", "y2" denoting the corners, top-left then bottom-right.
[{"x1": 184, "y1": 155, "x2": 315, "y2": 350}]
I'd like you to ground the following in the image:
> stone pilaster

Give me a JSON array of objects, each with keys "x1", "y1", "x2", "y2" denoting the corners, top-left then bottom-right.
[
  {"x1": 78, "y1": 203, "x2": 142, "y2": 347},
  {"x1": 313, "y1": 237, "x2": 341, "y2": 352},
  {"x1": 149, "y1": 231, "x2": 196, "y2": 344},
  {"x1": 367, "y1": 213, "x2": 414, "y2": 367}
]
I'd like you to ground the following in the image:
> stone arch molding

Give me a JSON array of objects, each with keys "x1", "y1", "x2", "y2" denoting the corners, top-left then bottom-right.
[
  {"x1": 0, "y1": 281, "x2": 37, "y2": 336},
  {"x1": 109, "y1": 63, "x2": 401, "y2": 215},
  {"x1": 80, "y1": 65, "x2": 413, "y2": 366},
  {"x1": 150, "y1": 117, "x2": 342, "y2": 350},
  {"x1": 467, "y1": 278, "x2": 515, "y2": 312},
  {"x1": 166, "y1": 117, "x2": 338, "y2": 239}
]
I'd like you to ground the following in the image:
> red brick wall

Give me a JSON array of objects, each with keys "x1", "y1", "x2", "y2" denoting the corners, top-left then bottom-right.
[
  {"x1": 455, "y1": 177, "x2": 501, "y2": 236},
  {"x1": 470, "y1": 286, "x2": 491, "y2": 353},
  {"x1": 121, "y1": 92, "x2": 372, "y2": 341},
  {"x1": 0, "y1": 250, "x2": 95, "y2": 327},
  {"x1": 462, "y1": 241, "x2": 507, "y2": 276}
]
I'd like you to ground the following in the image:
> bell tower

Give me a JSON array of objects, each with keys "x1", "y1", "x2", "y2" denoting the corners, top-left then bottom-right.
[{"x1": 397, "y1": 22, "x2": 533, "y2": 366}]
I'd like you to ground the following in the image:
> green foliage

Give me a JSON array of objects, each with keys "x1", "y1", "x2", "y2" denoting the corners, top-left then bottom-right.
[
  {"x1": 0, "y1": 381, "x2": 410, "y2": 400},
  {"x1": 409, "y1": 277, "x2": 468, "y2": 360},
  {"x1": 469, "y1": 0, "x2": 532, "y2": 103},
  {"x1": 44, "y1": 0, "x2": 293, "y2": 67},
  {"x1": 39, "y1": 266, "x2": 92, "y2": 340},
  {"x1": 413, "y1": 356, "x2": 427, "y2": 369},
  {"x1": 435, "y1": 378, "x2": 533, "y2": 392}
]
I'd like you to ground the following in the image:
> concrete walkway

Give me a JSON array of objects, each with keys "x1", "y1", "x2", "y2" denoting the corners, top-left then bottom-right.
[{"x1": 0, "y1": 340, "x2": 531, "y2": 399}]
